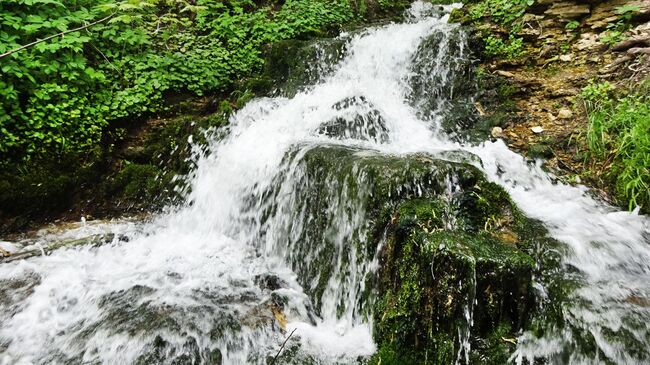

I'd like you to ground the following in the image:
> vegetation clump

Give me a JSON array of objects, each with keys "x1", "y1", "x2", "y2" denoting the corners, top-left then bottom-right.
[
  {"x1": 451, "y1": 0, "x2": 533, "y2": 60},
  {"x1": 0, "y1": 0, "x2": 368, "y2": 163},
  {"x1": 0, "y1": 0, "x2": 410, "y2": 230},
  {"x1": 371, "y1": 184, "x2": 540, "y2": 365},
  {"x1": 580, "y1": 80, "x2": 650, "y2": 212}
]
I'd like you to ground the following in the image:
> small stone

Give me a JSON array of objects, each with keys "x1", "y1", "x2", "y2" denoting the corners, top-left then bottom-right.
[
  {"x1": 558, "y1": 109, "x2": 573, "y2": 119},
  {"x1": 491, "y1": 126, "x2": 504, "y2": 138},
  {"x1": 496, "y1": 70, "x2": 516, "y2": 78},
  {"x1": 531, "y1": 126, "x2": 544, "y2": 134},
  {"x1": 559, "y1": 54, "x2": 573, "y2": 62},
  {"x1": 475, "y1": 102, "x2": 486, "y2": 116}
]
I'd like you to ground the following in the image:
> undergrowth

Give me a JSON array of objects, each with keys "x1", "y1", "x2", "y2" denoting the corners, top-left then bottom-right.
[
  {"x1": 0, "y1": 0, "x2": 385, "y2": 166},
  {"x1": 581, "y1": 80, "x2": 650, "y2": 211},
  {"x1": 465, "y1": 0, "x2": 533, "y2": 60}
]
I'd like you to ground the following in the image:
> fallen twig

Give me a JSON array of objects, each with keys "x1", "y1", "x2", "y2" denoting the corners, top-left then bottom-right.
[
  {"x1": 270, "y1": 328, "x2": 297, "y2": 365},
  {"x1": 0, "y1": 234, "x2": 114, "y2": 264}
]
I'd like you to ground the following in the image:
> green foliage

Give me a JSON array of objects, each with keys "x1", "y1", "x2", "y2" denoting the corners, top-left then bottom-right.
[
  {"x1": 601, "y1": 4, "x2": 640, "y2": 46},
  {"x1": 469, "y1": 0, "x2": 534, "y2": 25},
  {"x1": 111, "y1": 162, "x2": 162, "y2": 200},
  {"x1": 468, "y1": 0, "x2": 532, "y2": 60},
  {"x1": 484, "y1": 34, "x2": 525, "y2": 60},
  {"x1": 0, "y1": 0, "x2": 367, "y2": 165},
  {"x1": 580, "y1": 80, "x2": 650, "y2": 211},
  {"x1": 565, "y1": 20, "x2": 580, "y2": 30}
]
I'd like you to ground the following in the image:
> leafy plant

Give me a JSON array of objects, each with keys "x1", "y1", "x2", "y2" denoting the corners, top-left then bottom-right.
[
  {"x1": 0, "y1": 0, "x2": 368, "y2": 166},
  {"x1": 600, "y1": 4, "x2": 640, "y2": 46},
  {"x1": 484, "y1": 34, "x2": 525, "y2": 60},
  {"x1": 580, "y1": 80, "x2": 650, "y2": 211},
  {"x1": 469, "y1": 0, "x2": 534, "y2": 25},
  {"x1": 565, "y1": 20, "x2": 580, "y2": 30}
]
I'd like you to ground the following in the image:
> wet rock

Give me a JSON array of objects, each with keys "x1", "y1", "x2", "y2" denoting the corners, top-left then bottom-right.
[
  {"x1": 287, "y1": 146, "x2": 487, "y2": 313},
  {"x1": 134, "y1": 335, "x2": 204, "y2": 365},
  {"x1": 292, "y1": 147, "x2": 548, "y2": 364},
  {"x1": 261, "y1": 38, "x2": 348, "y2": 96},
  {"x1": 318, "y1": 96, "x2": 389, "y2": 143},
  {"x1": 209, "y1": 349, "x2": 223, "y2": 365},
  {"x1": 254, "y1": 273, "x2": 288, "y2": 291},
  {"x1": 372, "y1": 194, "x2": 538, "y2": 364}
]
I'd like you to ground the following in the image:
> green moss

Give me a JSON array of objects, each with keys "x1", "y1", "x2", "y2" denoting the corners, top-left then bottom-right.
[
  {"x1": 0, "y1": 156, "x2": 108, "y2": 233},
  {"x1": 372, "y1": 190, "x2": 538, "y2": 364},
  {"x1": 528, "y1": 143, "x2": 554, "y2": 159},
  {"x1": 110, "y1": 163, "x2": 162, "y2": 202},
  {"x1": 469, "y1": 322, "x2": 517, "y2": 364},
  {"x1": 371, "y1": 337, "x2": 454, "y2": 365},
  {"x1": 260, "y1": 38, "x2": 348, "y2": 96}
]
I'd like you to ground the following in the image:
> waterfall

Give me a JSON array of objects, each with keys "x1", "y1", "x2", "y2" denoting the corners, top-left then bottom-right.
[{"x1": 1, "y1": 2, "x2": 649, "y2": 364}]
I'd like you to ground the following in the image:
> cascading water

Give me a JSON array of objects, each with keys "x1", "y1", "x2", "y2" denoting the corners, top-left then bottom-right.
[{"x1": 1, "y1": 2, "x2": 649, "y2": 364}]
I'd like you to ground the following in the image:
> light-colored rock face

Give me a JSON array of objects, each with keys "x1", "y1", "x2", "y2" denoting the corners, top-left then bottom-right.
[
  {"x1": 576, "y1": 33, "x2": 601, "y2": 51},
  {"x1": 545, "y1": 2, "x2": 591, "y2": 19},
  {"x1": 587, "y1": 0, "x2": 650, "y2": 29},
  {"x1": 558, "y1": 109, "x2": 574, "y2": 119}
]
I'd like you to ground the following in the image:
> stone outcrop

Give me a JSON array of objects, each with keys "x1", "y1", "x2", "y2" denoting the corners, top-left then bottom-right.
[
  {"x1": 293, "y1": 145, "x2": 554, "y2": 364},
  {"x1": 451, "y1": 0, "x2": 649, "y2": 206}
]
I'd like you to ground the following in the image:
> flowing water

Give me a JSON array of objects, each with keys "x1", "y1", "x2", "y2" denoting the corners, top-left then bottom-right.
[{"x1": 1, "y1": 3, "x2": 649, "y2": 364}]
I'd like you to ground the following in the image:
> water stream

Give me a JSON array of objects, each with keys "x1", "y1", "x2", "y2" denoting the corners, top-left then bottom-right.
[{"x1": 1, "y1": 3, "x2": 649, "y2": 364}]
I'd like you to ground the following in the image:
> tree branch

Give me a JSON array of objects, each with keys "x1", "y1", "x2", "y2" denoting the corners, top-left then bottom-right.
[
  {"x1": 0, "y1": 13, "x2": 115, "y2": 60},
  {"x1": 270, "y1": 328, "x2": 297, "y2": 365}
]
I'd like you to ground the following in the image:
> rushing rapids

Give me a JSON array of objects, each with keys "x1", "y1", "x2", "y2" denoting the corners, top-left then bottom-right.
[{"x1": 1, "y1": 2, "x2": 649, "y2": 364}]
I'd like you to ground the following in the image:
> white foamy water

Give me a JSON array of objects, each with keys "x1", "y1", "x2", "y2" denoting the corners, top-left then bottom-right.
[{"x1": 1, "y1": 2, "x2": 649, "y2": 364}]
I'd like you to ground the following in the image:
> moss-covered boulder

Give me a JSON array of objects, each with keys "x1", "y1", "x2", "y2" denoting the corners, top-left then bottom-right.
[
  {"x1": 288, "y1": 145, "x2": 549, "y2": 363},
  {"x1": 372, "y1": 198, "x2": 536, "y2": 364},
  {"x1": 250, "y1": 37, "x2": 348, "y2": 97}
]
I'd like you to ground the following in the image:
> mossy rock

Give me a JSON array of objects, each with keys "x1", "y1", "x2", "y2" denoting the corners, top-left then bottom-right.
[
  {"x1": 288, "y1": 145, "x2": 488, "y2": 313},
  {"x1": 528, "y1": 143, "x2": 554, "y2": 159},
  {"x1": 284, "y1": 145, "x2": 550, "y2": 363},
  {"x1": 109, "y1": 163, "x2": 162, "y2": 203},
  {"x1": 371, "y1": 195, "x2": 536, "y2": 365},
  {"x1": 258, "y1": 38, "x2": 348, "y2": 96},
  {"x1": 0, "y1": 156, "x2": 108, "y2": 233}
]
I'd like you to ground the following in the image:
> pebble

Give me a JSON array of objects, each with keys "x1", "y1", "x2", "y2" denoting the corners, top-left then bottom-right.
[
  {"x1": 558, "y1": 109, "x2": 573, "y2": 119},
  {"x1": 531, "y1": 126, "x2": 544, "y2": 134},
  {"x1": 491, "y1": 126, "x2": 504, "y2": 138}
]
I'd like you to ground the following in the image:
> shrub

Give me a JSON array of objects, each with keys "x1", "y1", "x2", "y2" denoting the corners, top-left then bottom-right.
[{"x1": 0, "y1": 0, "x2": 363, "y2": 165}]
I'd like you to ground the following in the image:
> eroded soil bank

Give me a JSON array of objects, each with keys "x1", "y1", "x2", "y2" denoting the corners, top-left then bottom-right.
[{"x1": 453, "y1": 0, "x2": 650, "y2": 209}]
